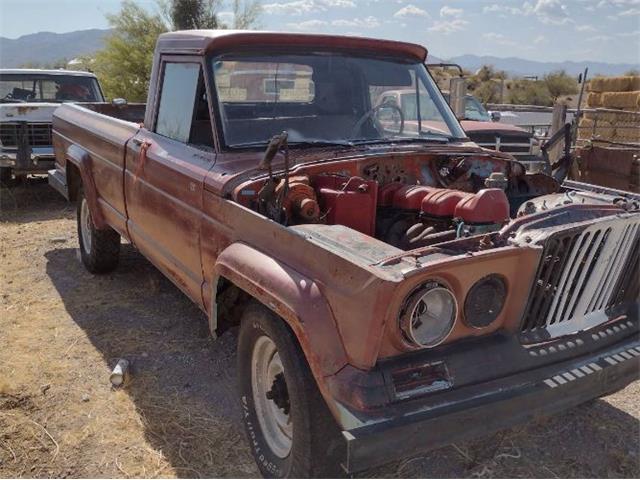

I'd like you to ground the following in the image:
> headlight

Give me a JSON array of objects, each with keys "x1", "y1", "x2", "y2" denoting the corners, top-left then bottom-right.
[
  {"x1": 464, "y1": 274, "x2": 507, "y2": 328},
  {"x1": 400, "y1": 282, "x2": 457, "y2": 347}
]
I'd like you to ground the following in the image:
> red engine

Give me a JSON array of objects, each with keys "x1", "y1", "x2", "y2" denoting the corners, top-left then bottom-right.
[
  {"x1": 388, "y1": 184, "x2": 510, "y2": 225},
  {"x1": 275, "y1": 173, "x2": 511, "y2": 250}
]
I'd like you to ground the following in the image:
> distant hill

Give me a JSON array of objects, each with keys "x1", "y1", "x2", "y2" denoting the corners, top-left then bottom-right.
[
  {"x1": 447, "y1": 54, "x2": 638, "y2": 77},
  {"x1": 0, "y1": 29, "x2": 111, "y2": 68}
]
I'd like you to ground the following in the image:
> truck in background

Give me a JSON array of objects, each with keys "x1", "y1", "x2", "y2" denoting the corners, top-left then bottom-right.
[{"x1": 0, "y1": 69, "x2": 105, "y2": 183}]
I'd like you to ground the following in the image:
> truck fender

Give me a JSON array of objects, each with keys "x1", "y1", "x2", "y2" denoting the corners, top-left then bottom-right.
[
  {"x1": 66, "y1": 144, "x2": 107, "y2": 229},
  {"x1": 212, "y1": 242, "x2": 348, "y2": 379}
]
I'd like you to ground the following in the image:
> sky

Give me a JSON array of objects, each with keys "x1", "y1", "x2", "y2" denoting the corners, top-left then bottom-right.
[{"x1": 1, "y1": 0, "x2": 639, "y2": 64}]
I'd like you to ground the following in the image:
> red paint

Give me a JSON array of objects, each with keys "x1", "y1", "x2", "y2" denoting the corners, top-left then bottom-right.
[
  {"x1": 454, "y1": 188, "x2": 510, "y2": 224},
  {"x1": 315, "y1": 175, "x2": 378, "y2": 236},
  {"x1": 391, "y1": 185, "x2": 439, "y2": 210},
  {"x1": 421, "y1": 189, "x2": 467, "y2": 218}
]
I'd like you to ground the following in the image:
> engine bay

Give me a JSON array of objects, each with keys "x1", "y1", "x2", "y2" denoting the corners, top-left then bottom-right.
[{"x1": 234, "y1": 146, "x2": 561, "y2": 252}]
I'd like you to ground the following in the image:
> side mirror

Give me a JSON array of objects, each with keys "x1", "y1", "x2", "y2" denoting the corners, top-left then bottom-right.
[
  {"x1": 449, "y1": 77, "x2": 467, "y2": 119},
  {"x1": 491, "y1": 111, "x2": 501, "y2": 122},
  {"x1": 111, "y1": 98, "x2": 127, "y2": 107}
]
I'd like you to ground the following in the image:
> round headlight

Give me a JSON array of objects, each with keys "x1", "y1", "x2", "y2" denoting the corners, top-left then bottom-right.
[
  {"x1": 400, "y1": 283, "x2": 457, "y2": 347},
  {"x1": 464, "y1": 274, "x2": 507, "y2": 328}
]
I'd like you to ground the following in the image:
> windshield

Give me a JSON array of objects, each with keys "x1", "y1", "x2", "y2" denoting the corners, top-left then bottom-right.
[
  {"x1": 442, "y1": 93, "x2": 491, "y2": 122},
  {"x1": 211, "y1": 52, "x2": 465, "y2": 148},
  {"x1": 0, "y1": 74, "x2": 102, "y2": 103},
  {"x1": 464, "y1": 95, "x2": 491, "y2": 121}
]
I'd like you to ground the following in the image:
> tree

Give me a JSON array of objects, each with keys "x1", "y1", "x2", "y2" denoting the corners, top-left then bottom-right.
[
  {"x1": 170, "y1": 0, "x2": 261, "y2": 30},
  {"x1": 92, "y1": 1, "x2": 169, "y2": 101},
  {"x1": 171, "y1": 0, "x2": 220, "y2": 29},
  {"x1": 508, "y1": 79, "x2": 552, "y2": 106},
  {"x1": 232, "y1": 0, "x2": 262, "y2": 29},
  {"x1": 91, "y1": 0, "x2": 262, "y2": 101},
  {"x1": 543, "y1": 70, "x2": 578, "y2": 103}
]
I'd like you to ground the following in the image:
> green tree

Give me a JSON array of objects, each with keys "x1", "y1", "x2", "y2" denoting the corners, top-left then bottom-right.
[
  {"x1": 508, "y1": 79, "x2": 552, "y2": 106},
  {"x1": 92, "y1": 1, "x2": 169, "y2": 101},
  {"x1": 91, "y1": 0, "x2": 262, "y2": 101},
  {"x1": 543, "y1": 70, "x2": 578, "y2": 103},
  {"x1": 171, "y1": 0, "x2": 220, "y2": 29}
]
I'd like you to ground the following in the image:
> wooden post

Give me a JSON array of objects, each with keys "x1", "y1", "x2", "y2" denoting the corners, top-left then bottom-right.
[{"x1": 548, "y1": 103, "x2": 567, "y2": 165}]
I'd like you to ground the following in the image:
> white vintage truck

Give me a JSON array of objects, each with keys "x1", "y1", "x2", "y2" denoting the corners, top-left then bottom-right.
[{"x1": 0, "y1": 69, "x2": 105, "y2": 183}]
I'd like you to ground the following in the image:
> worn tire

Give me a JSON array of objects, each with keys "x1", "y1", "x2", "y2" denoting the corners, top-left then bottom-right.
[
  {"x1": 77, "y1": 187, "x2": 120, "y2": 274},
  {"x1": 238, "y1": 302, "x2": 343, "y2": 478},
  {"x1": 0, "y1": 167, "x2": 12, "y2": 186}
]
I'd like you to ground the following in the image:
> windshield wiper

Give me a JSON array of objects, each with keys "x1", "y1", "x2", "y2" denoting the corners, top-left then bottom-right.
[
  {"x1": 230, "y1": 139, "x2": 354, "y2": 149},
  {"x1": 352, "y1": 135, "x2": 451, "y2": 146}
]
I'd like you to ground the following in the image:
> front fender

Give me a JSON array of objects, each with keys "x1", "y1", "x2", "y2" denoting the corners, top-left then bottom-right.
[
  {"x1": 212, "y1": 242, "x2": 348, "y2": 378},
  {"x1": 66, "y1": 144, "x2": 107, "y2": 229}
]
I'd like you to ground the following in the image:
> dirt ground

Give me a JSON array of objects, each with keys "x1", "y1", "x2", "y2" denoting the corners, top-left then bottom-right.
[{"x1": 1, "y1": 178, "x2": 639, "y2": 478}]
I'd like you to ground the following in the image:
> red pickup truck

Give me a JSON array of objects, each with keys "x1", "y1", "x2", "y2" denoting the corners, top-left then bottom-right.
[{"x1": 49, "y1": 31, "x2": 639, "y2": 478}]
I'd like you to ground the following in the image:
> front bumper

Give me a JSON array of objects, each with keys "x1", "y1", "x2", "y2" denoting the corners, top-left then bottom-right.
[
  {"x1": 339, "y1": 333, "x2": 639, "y2": 473},
  {"x1": 0, "y1": 147, "x2": 55, "y2": 173}
]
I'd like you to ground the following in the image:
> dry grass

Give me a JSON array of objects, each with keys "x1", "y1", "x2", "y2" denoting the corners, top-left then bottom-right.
[{"x1": 1, "y1": 178, "x2": 639, "y2": 478}]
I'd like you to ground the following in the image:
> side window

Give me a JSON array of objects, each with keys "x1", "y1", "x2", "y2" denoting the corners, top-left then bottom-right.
[{"x1": 155, "y1": 62, "x2": 201, "y2": 143}]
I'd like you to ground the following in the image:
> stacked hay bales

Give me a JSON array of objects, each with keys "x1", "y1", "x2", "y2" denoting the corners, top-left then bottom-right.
[{"x1": 580, "y1": 75, "x2": 640, "y2": 143}]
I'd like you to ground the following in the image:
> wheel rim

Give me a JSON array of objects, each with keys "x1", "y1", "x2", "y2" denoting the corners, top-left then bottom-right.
[
  {"x1": 251, "y1": 335, "x2": 293, "y2": 458},
  {"x1": 80, "y1": 198, "x2": 92, "y2": 253}
]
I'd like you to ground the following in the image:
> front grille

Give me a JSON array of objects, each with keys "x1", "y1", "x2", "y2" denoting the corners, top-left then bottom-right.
[
  {"x1": 0, "y1": 123, "x2": 53, "y2": 147},
  {"x1": 469, "y1": 132, "x2": 532, "y2": 155},
  {"x1": 521, "y1": 216, "x2": 640, "y2": 343}
]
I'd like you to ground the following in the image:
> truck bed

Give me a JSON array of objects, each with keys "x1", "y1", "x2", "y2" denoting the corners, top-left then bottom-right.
[{"x1": 50, "y1": 102, "x2": 144, "y2": 236}]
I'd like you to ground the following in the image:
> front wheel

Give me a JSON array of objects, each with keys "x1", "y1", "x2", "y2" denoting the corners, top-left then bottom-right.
[
  {"x1": 77, "y1": 187, "x2": 120, "y2": 273},
  {"x1": 238, "y1": 302, "x2": 343, "y2": 478}
]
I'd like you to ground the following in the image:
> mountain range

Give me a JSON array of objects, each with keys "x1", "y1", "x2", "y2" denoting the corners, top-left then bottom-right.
[{"x1": 0, "y1": 29, "x2": 636, "y2": 78}]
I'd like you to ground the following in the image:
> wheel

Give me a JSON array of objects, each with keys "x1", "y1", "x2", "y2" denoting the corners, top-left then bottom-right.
[
  {"x1": 238, "y1": 302, "x2": 343, "y2": 478},
  {"x1": 0, "y1": 167, "x2": 12, "y2": 185},
  {"x1": 77, "y1": 187, "x2": 120, "y2": 273}
]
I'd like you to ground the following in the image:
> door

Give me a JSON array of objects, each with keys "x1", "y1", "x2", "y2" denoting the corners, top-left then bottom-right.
[{"x1": 124, "y1": 57, "x2": 216, "y2": 306}]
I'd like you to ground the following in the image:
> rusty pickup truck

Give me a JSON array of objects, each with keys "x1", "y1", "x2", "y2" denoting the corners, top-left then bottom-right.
[{"x1": 49, "y1": 31, "x2": 640, "y2": 478}]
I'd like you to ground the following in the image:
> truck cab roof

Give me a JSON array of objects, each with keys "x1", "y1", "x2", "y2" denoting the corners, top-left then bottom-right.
[
  {"x1": 0, "y1": 69, "x2": 98, "y2": 78},
  {"x1": 157, "y1": 29, "x2": 428, "y2": 61}
]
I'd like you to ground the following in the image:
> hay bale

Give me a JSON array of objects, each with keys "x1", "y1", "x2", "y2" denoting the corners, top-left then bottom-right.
[
  {"x1": 587, "y1": 92, "x2": 603, "y2": 107},
  {"x1": 614, "y1": 129, "x2": 640, "y2": 143},
  {"x1": 588, "y1": 77, "x2": 607, "y2": 93},
  {"x1": 583, "y1": 111, "x2": 640, "y2": 125},
  {"x1": 578, "y1": 118, "x2": 617, "y2": 140},
  {"x1": 602, "y1": 91, "x2": 640, "y2": 110},
  {"x1": 588, "y1": 76, "x2": 640, "y2": 93}
]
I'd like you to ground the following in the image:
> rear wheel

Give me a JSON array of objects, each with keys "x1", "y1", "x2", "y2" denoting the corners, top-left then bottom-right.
[
  {"x1": 238, "y1": 302, "x2": 343, "y2": 478},
  {"x1": 77, "y1": 187, "x2": 120, "y2": 273}
]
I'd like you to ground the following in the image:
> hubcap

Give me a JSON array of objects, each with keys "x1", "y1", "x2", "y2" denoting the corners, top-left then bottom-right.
[
  {"x1": 251, "y1": 336, "x2": 292, "y2": 458},
  {"x1": 80, "y1": 198, "x2": 92, "y2": 253}
]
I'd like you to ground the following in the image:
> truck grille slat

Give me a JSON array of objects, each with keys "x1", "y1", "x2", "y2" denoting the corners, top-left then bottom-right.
[
  {"x1": 610, "y1": 236, "x2": 640, "y2": 307},
  {"x1": 521, "y1": 216, "x2": 640, "y2": 343},
  {"x1": 592, "y1": 223, "x2": 637, "y2": 312},
  {"x1": 0, "y1": 123, "x2": 53, "y2": 147}
]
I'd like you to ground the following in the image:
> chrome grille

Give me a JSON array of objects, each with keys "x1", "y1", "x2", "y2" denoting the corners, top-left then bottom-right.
[
  {"x1": 521, "y1": 216, "x2": 640, "y2": 343},
  {"x1": 468, "y1": 132, "x2": 533, "y2": 156},
  {"x1": 0, "y1": 123, "x2": 53, "y2": 147}
]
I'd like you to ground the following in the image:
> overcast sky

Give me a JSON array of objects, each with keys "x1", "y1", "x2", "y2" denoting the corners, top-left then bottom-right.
[{"x1": 1, "y1": 0, "x2": 639, "y2": 64}]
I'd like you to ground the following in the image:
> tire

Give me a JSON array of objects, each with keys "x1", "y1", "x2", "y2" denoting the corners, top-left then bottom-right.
[
  {"x1": 0, "y1": 167, "x2": 12, "y2": 186},
  {"x1": 77, "y1": 187, "x2": 120, "y2": 274},
  {"x1": 238, "y1": 302, "x2": 344, "y2": 478}
]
